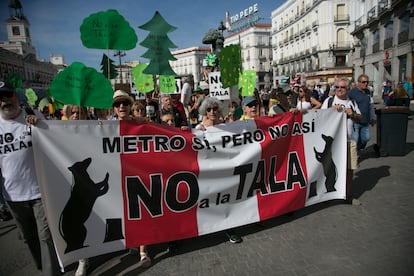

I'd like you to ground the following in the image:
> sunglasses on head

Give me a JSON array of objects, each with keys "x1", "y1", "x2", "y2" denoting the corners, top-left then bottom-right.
[
  {"x1": 206, "y1": 106, "x2": 218, "y2": 112},
  {"x1": 113, "y1": 100, "x2": 130, "y2": 107},
  {"x1": 0, "y1": 90, "x2": 15, "y2": 101}
]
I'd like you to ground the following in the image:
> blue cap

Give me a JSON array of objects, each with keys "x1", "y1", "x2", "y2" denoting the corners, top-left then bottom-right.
[{"x1": 242, "y1": 96, "x2": 257, "y2": 107}]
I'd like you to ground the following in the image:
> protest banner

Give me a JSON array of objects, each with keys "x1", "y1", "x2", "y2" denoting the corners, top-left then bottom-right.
[{"x1": 32, "y1": 109, "x2": 346, "y2": 266}]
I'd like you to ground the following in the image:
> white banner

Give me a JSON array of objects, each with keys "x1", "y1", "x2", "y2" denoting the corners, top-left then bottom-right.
[{"x1": 32, "y1": 109, "x2": 347, "y2": 266}]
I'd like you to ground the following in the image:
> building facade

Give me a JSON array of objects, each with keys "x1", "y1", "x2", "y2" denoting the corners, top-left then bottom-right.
[
  {"x1": 271, "y1": 0, "x2": 356, "y2": 87},
  {"x1": 224, "y1": 23, "x2": 273, "y2": 89},
  {"x1": 170, "y1": 46, "x2": 211, "y2": 87},
  {"x1": 351, "y1": 0, "x2": 413, "y2": 96},
  {"x1": 0, "y1": 4, "x2": 58, "y2": 89}
]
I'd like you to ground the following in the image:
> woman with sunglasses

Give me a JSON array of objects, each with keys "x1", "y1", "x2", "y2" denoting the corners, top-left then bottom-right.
[
  {"x1": 195, "y1": 97, "x2": 224, "y2": 131},
  {"x1": 194, "y1": 97, "x2": 243, "y2": 244},
  {"x1": 295, "y1": 85, "x2": 321, "y2": 112}
]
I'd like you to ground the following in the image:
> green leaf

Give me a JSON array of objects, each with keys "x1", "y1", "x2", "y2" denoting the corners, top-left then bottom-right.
[
  {"x1": 8, "y1": 74, "x2": 22, "y2": 90},
  {"x1": 80, "y1": 9, "x2": 137, "y2": 50},
  {"x1": 25, "y1": 88, "x2": 38, "y2": 106},
  {"x1": 49, "y1": 62, "x2": 114, "y2": 108}
]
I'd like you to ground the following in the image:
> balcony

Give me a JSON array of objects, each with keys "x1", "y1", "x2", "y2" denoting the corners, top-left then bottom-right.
[
  {"x1": 378, "y1": 0, "x2": 389, "y2": 14},
  {"x1": 383, "y1": 37, "x2": 393, "y2": 49},
  {"x1": 367, "y1": 6, "x2": 377, "y2": 23},
  {"x1": 330, "y1": 41, "x2": 353, "y2": 52},
  {"x1": 334, "y1": 14, "x2": 350, "y2": 24}
]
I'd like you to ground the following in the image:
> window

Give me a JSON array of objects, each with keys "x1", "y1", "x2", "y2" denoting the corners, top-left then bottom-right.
[
  {"x1": 373, "y1": 29, "x2": 379, "y2": 45},
  {"x1": 400, "y1": 13, "x2": 409, "y2": 33},
  {"x1": 12, "y1": 26, "x2": 20, "y2": 35},
  {"x1": 385, "y1": 22, "x2": 393, "y2": 39}
]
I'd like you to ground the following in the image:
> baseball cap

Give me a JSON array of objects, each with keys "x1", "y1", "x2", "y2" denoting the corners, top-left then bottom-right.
[
  {"x1": 0, "y1": 80, "x2": 15, "y2": 94},
  {"x1": 242, "y1": 96, "x2": 257, "y2": 107}
]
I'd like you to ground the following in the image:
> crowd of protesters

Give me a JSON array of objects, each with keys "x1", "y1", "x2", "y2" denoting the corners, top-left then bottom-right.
[{"x1": 1, "y1": 73, "x2": 412, "y2": 275}]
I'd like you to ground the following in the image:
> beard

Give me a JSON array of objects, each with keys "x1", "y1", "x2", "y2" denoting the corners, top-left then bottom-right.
[{"x1": 0, "y1": 103, "x2": 21, "y2": 119}]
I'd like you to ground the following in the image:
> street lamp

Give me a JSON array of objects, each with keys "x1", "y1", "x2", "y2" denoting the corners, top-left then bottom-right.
[
  {"x1": 218, "y1": 21, "x2": 226, "y2": 36},
  {"x1": 114, "y1": 50, "x2": 126, "y2": 84}
]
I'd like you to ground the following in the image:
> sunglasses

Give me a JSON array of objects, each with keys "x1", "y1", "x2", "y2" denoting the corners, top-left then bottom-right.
[
  {"x1": 206, "y1": 106, "x2": 218, "y2": 112},
  {"x1": 360, "y1": 81, "x2": 368, "y2": 84},
  {"x1": 0, "y1": 90, "x2": 15, "y2": 101},
  {"x1": 113, "y1": 100, "x2": 130, "y2": 107},
  {"x1": 161, "y1": 119, "x2": 175, "y2": 124},
  {"x1": 71, "y1": 110, "x2": 79, "y2": 114},
  {"x1": 337, "y1": 86, "x2": 347, "y2": 89}
]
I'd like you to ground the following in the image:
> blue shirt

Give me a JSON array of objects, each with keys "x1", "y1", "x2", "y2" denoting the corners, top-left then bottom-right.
[{"x1": 349, "y1": 87, "x2": 372, "y2": 125}]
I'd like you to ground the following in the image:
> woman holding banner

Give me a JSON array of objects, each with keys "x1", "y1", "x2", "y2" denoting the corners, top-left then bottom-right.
[{"x1": 196, "y1": 97, "x2": 242, "y2": 244}]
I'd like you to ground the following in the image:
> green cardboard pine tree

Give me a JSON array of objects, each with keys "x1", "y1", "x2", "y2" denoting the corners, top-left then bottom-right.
[
  {"x1": 100, "y1": 53, "x2": 118, "y2": 79},
  {"x1": 138, "y1": 11, "x2": 177, "y2": 76}
]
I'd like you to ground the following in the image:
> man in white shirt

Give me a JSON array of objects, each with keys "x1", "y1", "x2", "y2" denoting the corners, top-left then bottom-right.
[
  {"x1": 0, "y1": 80, "x2": 61, "y2": 275},
  {"x1": 321, "y1": 77, "x2": 362, "y2": 206}
]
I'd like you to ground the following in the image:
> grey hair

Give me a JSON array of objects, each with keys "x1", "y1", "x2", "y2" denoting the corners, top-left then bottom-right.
[
  {"x1": 336, "y1": 77, "x2": 350, "y2": 88},
  {"x1": 198, "y1": 97, "x2": 223, "y2": 116}
]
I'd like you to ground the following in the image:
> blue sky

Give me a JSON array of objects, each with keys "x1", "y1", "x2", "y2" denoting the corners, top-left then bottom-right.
[{"x1": 0, "y1": 0, "x2": 284, "y2": 69}]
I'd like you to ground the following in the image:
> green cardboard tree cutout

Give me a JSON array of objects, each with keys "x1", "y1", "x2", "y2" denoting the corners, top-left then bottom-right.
[
  {"x1": 132, "y1": 64, "x2": 154, "y2": 93},
  {"x1": 25, "y1": 88, "x2": 38, "y2": 107},
  {"x1": 219, "y1": 44, "x2": 241, "y2": 88},
  {"x1": 159, "y1": 75, "x2": 176, "y2": 93},
  {"x1": 139, "y1": 11, "x2": 177, "y2": 76},
  {"x1": 49, "y1": 62, "x2": 114, "y2": 108},
  {"x1": 100, "y1": 53, "x2": 118, "y2": 79},
  {"x1": 239, "y1": 70, "x2": 256, "y2": 96},
  {"x1": 80, "y1": 9, "x2": 137, "y2": 50}
]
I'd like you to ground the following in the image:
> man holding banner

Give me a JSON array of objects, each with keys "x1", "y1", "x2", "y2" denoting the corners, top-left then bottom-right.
[{"x1": 0, "y1": 80, "x2": 61, "y2": 276}]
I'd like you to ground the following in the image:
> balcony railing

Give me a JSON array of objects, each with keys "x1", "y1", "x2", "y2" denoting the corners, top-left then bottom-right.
[
  {"x1": 367, "y1": 6, "x2": 377, "y2": 23},
  {"x1": 378, "y1": 0, "x2": 389, "y2": 14},
  {"x1": 331, "y1": 41, "x2": 353, "y2": 51}
]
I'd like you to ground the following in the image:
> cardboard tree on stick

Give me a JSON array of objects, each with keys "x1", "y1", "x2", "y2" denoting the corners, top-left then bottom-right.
[
  {"x1": 80, "y1": 9, "x2": 137, "y2": 50},
  {"x1": 50, "y1": 62, "x2": 114, "y2": 109},
  {"x1": 219, "y1": 44, "x2": 242, "y2": 89},
  {"x1": 77, "y1": 9, "x2": 137, "y2": 105},
  {"x1": 100, "y1": 53, "x2": 118, "y2": 79},
  {"x1": 138, "y1": 11, "x2": 177, "y2": 76}
]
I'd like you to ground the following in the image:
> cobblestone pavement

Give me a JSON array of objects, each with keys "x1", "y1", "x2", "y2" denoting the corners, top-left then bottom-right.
[{"x1": 1, "y1": 104, "x2": 413, "y2": 276}]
